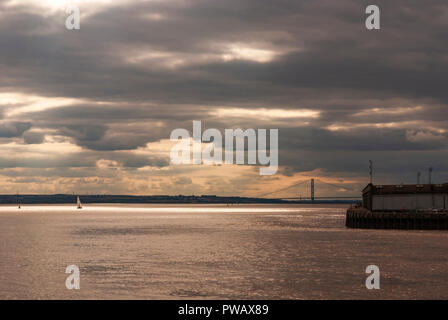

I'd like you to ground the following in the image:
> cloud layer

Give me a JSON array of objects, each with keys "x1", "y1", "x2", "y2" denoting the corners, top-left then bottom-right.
[{"x1": 1, "y1": 0, "x2": 447, "y2": 196}]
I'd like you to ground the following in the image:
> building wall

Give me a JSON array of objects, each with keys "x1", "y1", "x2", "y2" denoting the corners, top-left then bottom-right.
[
  {"x1": 372, "y1": 194, "x2": 448, "y2": 210},
  {"x1": 362, "y1": 193, "x2": 372, "y2": 210}
]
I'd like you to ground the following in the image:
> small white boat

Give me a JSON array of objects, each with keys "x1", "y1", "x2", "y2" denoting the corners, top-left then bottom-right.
[
  {"x1": 17, "y1": 193, "x2": 21, "y2": 210},
  {"x1": 77, "y1": 196, "x2": 83, "y2": 209}
]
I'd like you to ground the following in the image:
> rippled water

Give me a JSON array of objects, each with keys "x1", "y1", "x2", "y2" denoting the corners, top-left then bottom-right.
[{"x1": 0, "y1": 204, "x2": 447, "y2": 299}]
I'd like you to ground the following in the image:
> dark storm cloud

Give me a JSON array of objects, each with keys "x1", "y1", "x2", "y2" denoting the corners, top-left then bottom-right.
[
  {"x1": 1, "y1": 0, "x2": 446, "y2": 105},
  {"x1": 0, "y1": 122, "x2": 31, "y2": 138},
  {"x1": 1, "y1": 0, "x2": 448, "y2": 183},
  {"x1": 23, "y1": 131, "x2": 45, "y2": 144},
  {"x1": 22, "y1": 103, "x2": 209, "y2": 150},
  {"x1": 280, "y1": 148, "x2": 448, "y2": 185},
  {"x1": 280, "y1": 127, "x2": 448, "y2": 152}
]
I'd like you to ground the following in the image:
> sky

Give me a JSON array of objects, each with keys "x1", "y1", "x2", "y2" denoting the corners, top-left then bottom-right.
[{"x1": 1, "y1": 0, "x2": 447, "y2": 197}]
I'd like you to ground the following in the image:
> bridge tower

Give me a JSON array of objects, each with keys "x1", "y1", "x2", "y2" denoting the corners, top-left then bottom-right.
[{"x1": 311, "y1": 179, "x2": 315, "y2": 202}]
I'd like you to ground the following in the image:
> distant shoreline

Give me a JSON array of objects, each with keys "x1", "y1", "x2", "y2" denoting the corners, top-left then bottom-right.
[{"x1": 0, "y1": 194, "x2": 357, "y2": 205}]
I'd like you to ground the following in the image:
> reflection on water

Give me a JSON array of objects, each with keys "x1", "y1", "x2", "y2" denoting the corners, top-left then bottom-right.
[{"x1": 0, "y1": 204, "x2": 447, "y2": 299}]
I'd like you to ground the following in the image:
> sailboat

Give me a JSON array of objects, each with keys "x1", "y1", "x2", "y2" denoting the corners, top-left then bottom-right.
[
  {"x1": 77, "y1": 196, "x2": 83, "y2": 209},
  {"x1": 17, "y1": 192, "x2": 21, "y2": 209}
]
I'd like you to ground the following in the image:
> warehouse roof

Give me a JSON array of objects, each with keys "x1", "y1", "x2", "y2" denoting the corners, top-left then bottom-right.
[{"x1": 362, "y1": 183, "x2": 448, "y2": 195}]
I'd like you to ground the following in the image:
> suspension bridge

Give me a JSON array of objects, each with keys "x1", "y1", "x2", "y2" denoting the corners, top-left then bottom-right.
[{"x1": 261, "y1": 178, "x2": 362, "y2": 202}]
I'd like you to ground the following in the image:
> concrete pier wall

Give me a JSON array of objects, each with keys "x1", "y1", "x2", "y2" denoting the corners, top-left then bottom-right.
[{"x1": 346, "y1": 208, "x2": 448, "y2": 230}]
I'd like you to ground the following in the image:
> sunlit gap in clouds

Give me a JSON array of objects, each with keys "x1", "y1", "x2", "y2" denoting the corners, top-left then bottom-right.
[
  {"x1": 0, "y1": 93, "x2": 86, "y2": 118},
  {"x1": 325, "y1": 121, "x2": 447, "y2": 132},
  {"x1": 352, "y1": 106, "x2": 425, "y2": 117},
  {"x1": 3, "y1": 0, "x2": 133, "y2": 19},
  {"x1": 124, "y1": 40, "x2": 295, "y2": 69},
  {"x1": 211, "y1": 108, "x2": 321, "y2": 120},
  {"x1": 125, "y1": 46, "x2": 286, "y2": 70},
  {"x1": 5, "y1": 0, "x2": 114, "y2": 10},
  {"x1": 221, "y1": 44, "x2": 280, "y2": 63}
]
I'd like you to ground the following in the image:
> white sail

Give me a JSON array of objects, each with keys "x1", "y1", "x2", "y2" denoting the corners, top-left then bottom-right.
[{"x1": 77, "y1": 196, "x2": 82, "y2": 209}]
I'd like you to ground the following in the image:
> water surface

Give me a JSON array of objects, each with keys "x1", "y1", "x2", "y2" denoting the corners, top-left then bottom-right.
[{"x1": 0, "y1": 204, "x2": 447, "y2": 299}]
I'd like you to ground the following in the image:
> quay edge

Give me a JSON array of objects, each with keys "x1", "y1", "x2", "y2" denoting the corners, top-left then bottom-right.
[{"x1": 346, "y1": 207, "x2": 448, "y2": 230}]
